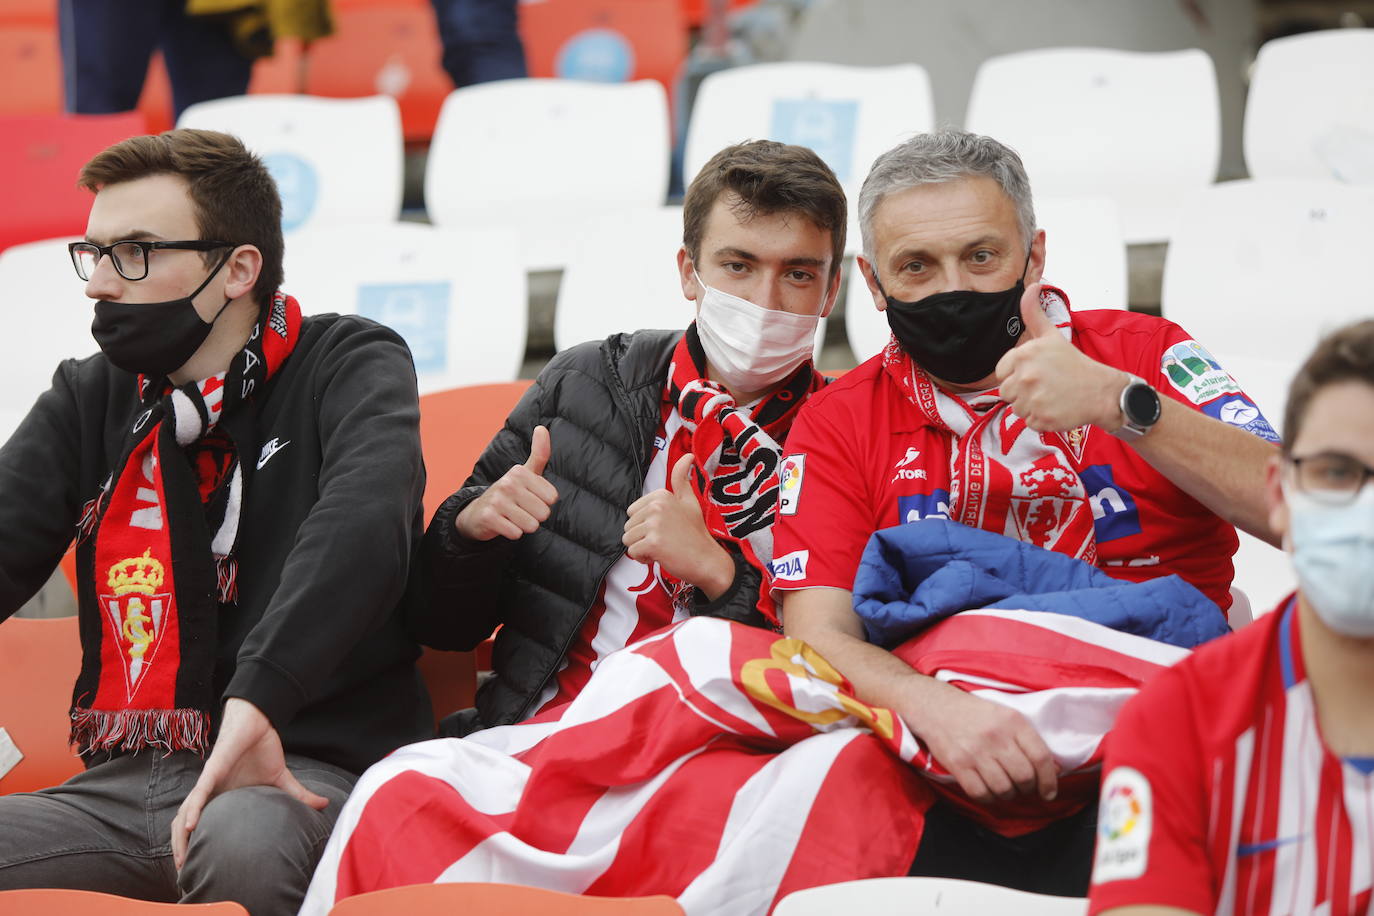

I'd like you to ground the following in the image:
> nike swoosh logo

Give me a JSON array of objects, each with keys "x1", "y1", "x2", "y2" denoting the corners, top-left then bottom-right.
[
  {"x1": 1237, "y1": 835, "x2": 1305, "y2": 857},
  {"x1": 257, "y1": 438, "x2": 290, "y2": 471}
]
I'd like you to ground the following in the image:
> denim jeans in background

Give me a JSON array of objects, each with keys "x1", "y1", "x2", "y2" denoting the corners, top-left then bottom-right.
[{"x1": 429, "y1": 0, "x2": 527, "y2": 89}]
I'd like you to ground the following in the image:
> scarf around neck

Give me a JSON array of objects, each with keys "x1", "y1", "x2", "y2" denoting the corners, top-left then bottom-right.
[
  {"x1": 664, "y1": 324, "x2": 827, "y2": 624},
  {"x1": 69, "y1": 292, "x2": 301, "y2": 756},
  {"x1": 880, "y1": 285, "x2": 1098, "y2": 564}
]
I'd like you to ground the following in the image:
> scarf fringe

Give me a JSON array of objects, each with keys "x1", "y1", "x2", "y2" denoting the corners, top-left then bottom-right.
[
  {"x1": 216, "y1": 555, "x2": 238, "y2": 604},
  {"x1": 69, "y1": 707, "x2": 211, "y2": 756}
]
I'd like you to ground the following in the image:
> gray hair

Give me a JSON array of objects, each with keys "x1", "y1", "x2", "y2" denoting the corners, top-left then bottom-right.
[{"x1": 857, "y1": 129, "x2": 1037, "y2": 259}]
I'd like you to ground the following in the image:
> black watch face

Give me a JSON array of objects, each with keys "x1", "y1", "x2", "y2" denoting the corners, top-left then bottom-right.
[{"x1": 1124, "y1": 383, "x2": 1161, "y2": 425}]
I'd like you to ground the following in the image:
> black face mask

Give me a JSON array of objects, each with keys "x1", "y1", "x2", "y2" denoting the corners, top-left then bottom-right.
[
  {"x1": 91, "y1": 253, "x2": 233, "y2": 377},
  {"x1": 879, "y1": 251, "x2": 1032, "y2": 385}
]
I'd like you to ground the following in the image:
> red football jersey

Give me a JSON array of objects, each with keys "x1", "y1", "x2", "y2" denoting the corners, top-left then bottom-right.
[
  {"x1": 771, "y1": 308, "x2": 1277, "y2": 610},
  {"x1": 1089, "y1": 601, "x2": 1374, "y2": 915}
]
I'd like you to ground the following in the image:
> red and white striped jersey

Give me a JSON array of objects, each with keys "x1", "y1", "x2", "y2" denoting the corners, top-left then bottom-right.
[{"x1": 1089, "y1": 600, "x2": 1374, "y2": 915}]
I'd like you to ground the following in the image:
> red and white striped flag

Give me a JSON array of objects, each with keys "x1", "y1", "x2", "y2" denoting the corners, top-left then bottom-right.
[{"x1": 302, "y1": 611, "x2": 1190, "y2": 915}]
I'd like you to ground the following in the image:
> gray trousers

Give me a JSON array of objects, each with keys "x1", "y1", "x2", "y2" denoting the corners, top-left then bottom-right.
[{"x1": 0, "y1": 749, "x2": 355, "y2": 916}]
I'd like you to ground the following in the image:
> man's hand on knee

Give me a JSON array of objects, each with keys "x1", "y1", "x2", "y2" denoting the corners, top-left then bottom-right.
[{"x1": 170, "y1": 698, "x2": 328, "y2": 869}]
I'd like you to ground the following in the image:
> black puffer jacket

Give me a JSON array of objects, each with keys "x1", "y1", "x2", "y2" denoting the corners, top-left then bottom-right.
[{"x1": 414, "y1": 329, "x2": 768, "y2": 733}]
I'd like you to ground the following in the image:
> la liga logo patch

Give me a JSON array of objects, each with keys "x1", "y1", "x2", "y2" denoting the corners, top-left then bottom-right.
[{"x1": 1093, "y1": 766, "x2": 1153, "y2": 883}]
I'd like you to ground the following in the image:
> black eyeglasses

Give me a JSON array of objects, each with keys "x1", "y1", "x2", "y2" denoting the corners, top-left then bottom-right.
[
  {"x1": 1287, "y1": 452, "x2": 1374, "y2": 505},
  {"x1": 68, "y1": 240, "x2": 232, "y2": 282}
]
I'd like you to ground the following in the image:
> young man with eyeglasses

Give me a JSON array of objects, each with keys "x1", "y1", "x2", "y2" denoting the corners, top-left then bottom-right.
[
  {"x1": 1088, "y1": 319, "x2": 1374, "y2": 916},
  {"x1": 0, "y1": 129, "x2": 431, "y2": 915}
]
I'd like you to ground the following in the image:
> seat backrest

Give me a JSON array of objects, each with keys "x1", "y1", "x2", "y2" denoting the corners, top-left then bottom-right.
[
  {"x1": 773, "y1": 877, "x2": 1087, "y2": 915},
  {"x1": 683, "y1": 61, "x2": 933, "y2": 253},
  {"x1": 1160, "y1": 178, "x2": 1374, "y2": 361},
  {"x1": 0, "y1": 616, "x2": 84, "y2": 794},
  {"x1": 425, "y1": 77, "x2": 670, "y2": 235},
  {"x1": 0, "y1": 237, "x2": 100, "y2": 420},
  {"x1": 1244, "y1": 29, "x2": 1374, "y2": 184},
  {"x1": 554, "y1": 206, "x2": 689, "y2": 353},
  {"x1": 302, "y1": 4, "x2": 452, "y2": 143},
  {"x1": 520, "y1": 0, "x2": 688, "y2": 96},
  {"x1": 1034, "y1": 196, "x2": 1128, "y2": 311},
  {"x1": 418, "y1": 380, "x2": 534, "y2": 521},
  {"x1": 0, "y1": 889, "x2": 248, "y2": 914},
  {"x1": 966, "y1": 47, "x2": 1219, "y2": 244},
  {"x1": 0, "y1": 24, "x2": 61, "y2": 116},
  {"x1": 177, "y1": 94, "x2": 404, "y2": 234},
  {"x1": 0, "y1": 112, "x2": 148, "y2": 251},
  {"x1": 328, "y1": 882, "x2": 685, "y2": 915},
  {"x1": 282, "y1": 223, "x2": 527, "y2": 393}
]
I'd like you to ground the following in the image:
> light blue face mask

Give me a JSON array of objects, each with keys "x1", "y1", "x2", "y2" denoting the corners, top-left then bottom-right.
[{"x1": 1284, "y1": 481, "x2": 1374, "y2": 638}]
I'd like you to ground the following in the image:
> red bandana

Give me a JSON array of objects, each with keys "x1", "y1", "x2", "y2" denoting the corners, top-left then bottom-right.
[
  {"x1": 665, "y1": 325, "x2": 827, "y2": 624},
  {"x1": 880, "y1": 286, "x2": 1098, "y2": 563},
  {"x1": 69, "y1": 292, "x2": 301, "y2": 756}
]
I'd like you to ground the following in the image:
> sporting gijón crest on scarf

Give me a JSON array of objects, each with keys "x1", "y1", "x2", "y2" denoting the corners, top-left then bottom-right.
[
  {"x1": 665, "y1": 325, "x2": 827, "y2": 624},
  {"x1": 69, "y1": 292, "x2": 301, "y2": 756}
]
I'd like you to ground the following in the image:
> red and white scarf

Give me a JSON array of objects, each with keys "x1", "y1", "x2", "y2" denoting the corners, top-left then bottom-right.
[
  {"x1": 69, "y1": 292, "x2": 301, "y2": 756},
  {"x1": 881, "y1": 286, "x2": 1098, "y2": 563},
  {"x1": 665, "y1": 325, "x2": 827, "y2": 624}
]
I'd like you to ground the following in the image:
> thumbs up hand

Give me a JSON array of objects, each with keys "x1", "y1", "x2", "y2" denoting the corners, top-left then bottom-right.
[
  {"x1": 455, "y1": 425, "x2": 561, "y2": 541},
  {"x1": 994, "y1": 284, "x2": 1129, "y2": 433},
  {"x1": 623, "y1": 454, "x2": 735, "y2": 600}
]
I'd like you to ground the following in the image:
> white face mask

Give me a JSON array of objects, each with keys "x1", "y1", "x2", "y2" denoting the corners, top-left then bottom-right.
[
  {"x1": 692, "y1": 270, "x2": 824, "y2": 396},
  {"x1": 1284, "y1": 481, "x2": 1374, "y2": 638}
]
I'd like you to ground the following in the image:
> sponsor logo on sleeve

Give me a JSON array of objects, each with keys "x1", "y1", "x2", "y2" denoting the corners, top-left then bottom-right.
[
  {"x1": 1202, "y1": 394, "x2": 1281, "y2": 443},
  {"x1": 897, "y1": 489, "x2": 951, "y2": 524},
  {"x1": 1079, "y1": 464, "x2": 1143, "y2": 542},
  {"x1": 1093, "y1": 766, "x2": 1152, "y2": 883},
  {"x1": 779, "y1": 455, "x2": 805, "y2": 516},
  {"x1": 769, "y1": 550, "x2": 809, "y2": 581},
  {"x1": 1161, "y1": 340, "x2": 1242, "y2": 406}
]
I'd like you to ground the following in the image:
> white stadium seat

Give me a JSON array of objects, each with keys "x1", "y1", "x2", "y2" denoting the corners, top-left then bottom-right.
[
  {"x1": 554, "y1": 206, "x2": 688, "y2": 352},
  {"x1": 282, "y1": 222, "x2": 526, "y2": 392},
  {"x1": 425, "y1": 78, "x2": 671, "y2": 272},
  {"x1": 1161, "y1": 178, "x2": 1374, "y2": 363},
  {"x1": 177, "y1": 95, "x2": 404, "y2": 234},
  {"x1": 683, "y1": 62, "x2": 934, "y2": 255},
  {"x1": 774, "y1": 877, "x2": 1087, "y2": 915},
  {"x1": 966, "y1": 47, "x2": 1220, "y2": 244},
  {"x1": 1244, "y1": 29, "x2": 1374, "y2": 185},
  {"x1": 0, "y1": 237, "x2": 98, "y2": 441}
]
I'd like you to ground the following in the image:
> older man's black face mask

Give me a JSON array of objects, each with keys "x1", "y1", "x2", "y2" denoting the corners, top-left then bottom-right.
[{"x1": 876, "y1": 249, "x2": 1033, "y2": 386}]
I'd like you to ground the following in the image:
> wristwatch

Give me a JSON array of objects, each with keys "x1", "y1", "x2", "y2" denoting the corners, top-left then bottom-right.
[{"x1": 1112, "y1": 374, "x2": 1161, "y2": 441}]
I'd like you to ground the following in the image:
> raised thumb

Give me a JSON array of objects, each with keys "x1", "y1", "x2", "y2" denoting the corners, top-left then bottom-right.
[
  {"x1": 1019, "y1": 283, "x2": 1053, "y2": 338},
  {"x1": 670, "y1": 453, "x2": 695, "y2": 499},
  {"x1": 525, "y1": 425, "x2": 551, "y2": 476}
]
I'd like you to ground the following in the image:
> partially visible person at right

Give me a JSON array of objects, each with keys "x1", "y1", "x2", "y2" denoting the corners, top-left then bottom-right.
[{"x1": 1089, "y1": 319, "x2": 1374, "y2": 915}]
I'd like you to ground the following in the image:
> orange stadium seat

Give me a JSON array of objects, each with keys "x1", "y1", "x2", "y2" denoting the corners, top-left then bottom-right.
[
  {"x1": 0, "y1": 615, "x2": 83, "y2": 794},
  {"x1": 302, "y1": 3, "x2": 451, "y2": 142},
  {"x1": 0, "y1": 889, "x2": 248, "y2": 914},
  {"x1": 328, "y1": 882, "x2": 685, "y2": 915},
  {"x1": 520, "y1": 0, "x2": 688, "y2": 100},
  {"x1": 0, "y1": 0, "x2": 56, "y2": 26},
  {"x1": 401, "y1": 380, "x2": 537, "y2": 721},
  {"x1": 0, "y1": 110, "x2": 147, "y2": 251},
  {"x1": 678, "y1": 0, "x2": 757, "y2": 28},
  {"x1": 0, "y1": 24, "x2": 62, "y2": 116}
]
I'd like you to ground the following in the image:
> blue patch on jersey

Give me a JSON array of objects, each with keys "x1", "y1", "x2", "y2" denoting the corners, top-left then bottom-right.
[
  {"x1": 1080, "y1": 464, "x2": 1143, "y2": 542},
  {"x1": 898, "y1": 489, "x2": 951, "y2": 524},
  {"x1": 1201, "y1": 393, "x2": 1281, "y2": 443}
]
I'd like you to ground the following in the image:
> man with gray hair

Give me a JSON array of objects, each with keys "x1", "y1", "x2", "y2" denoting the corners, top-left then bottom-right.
[{"x1": 770, "y1": 129, "x2": 1281, "y2": 893}]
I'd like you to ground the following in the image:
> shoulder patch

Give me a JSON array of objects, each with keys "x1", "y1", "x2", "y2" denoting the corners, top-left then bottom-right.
[
  {"x1": 1093, "y1": 765, "x2": 1153, "y2": 883},
  {"x1": 1161, "y1": 340, "x2": 1241, "y2": 405},
  {"x1": 779, "y1": 455, "x2": 805, "y2": 516}
]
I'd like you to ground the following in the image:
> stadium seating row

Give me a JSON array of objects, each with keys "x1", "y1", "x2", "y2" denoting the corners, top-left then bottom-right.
[{"x1": 3, "y1": 28, "x2": 1370, "y2": 266}]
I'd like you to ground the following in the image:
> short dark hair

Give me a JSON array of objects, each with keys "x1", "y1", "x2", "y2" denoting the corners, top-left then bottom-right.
[
  {"x1": 682, "y1": 140, "x2": 847, "y2": 278},
  {"x1": 78, "y1": 128, "x2": 284, "y2": 307},
  {"x1": 1284, "y1": 319, "x2": 1374, "y2": 452}
]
